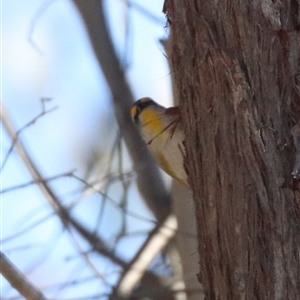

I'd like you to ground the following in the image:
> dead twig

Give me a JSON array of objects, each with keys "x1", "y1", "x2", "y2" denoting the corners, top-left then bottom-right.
[
  {"x1": 1, "y1": 99, "x2": 57, "y2": 171},
  {"x1": 1, "y1": 170, "x2": 75, "y2": 194}
]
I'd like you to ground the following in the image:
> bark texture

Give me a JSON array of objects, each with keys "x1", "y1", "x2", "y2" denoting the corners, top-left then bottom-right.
[{"x1": 164, "y1": 0, "x2": 300, "y2": 299}]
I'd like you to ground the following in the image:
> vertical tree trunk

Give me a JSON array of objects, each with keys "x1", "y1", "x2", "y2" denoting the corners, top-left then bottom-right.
[{"x1": 164, "y1": 0, "x2": 300, "y2": 299}]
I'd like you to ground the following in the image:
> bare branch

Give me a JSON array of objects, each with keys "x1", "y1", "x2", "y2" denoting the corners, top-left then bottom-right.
[
  {"x1": 113, "y1": 214, "x2": 178, "y2": 298},
  {"x1": 72, "y1": 0, "x2": 171, "y2": 223},
  {"x1": 72, "y1": 174, "x2": 196, "y2": 239},
  {"x1": 1, "y1": 104, "x2": 171, "y2": 297},
  {"x1": 0, "y1": 251, "x2": 49, "y2": 300},
  {"x1": 1, "y1": 99, "x2": 57, "y2": 171},
  {"x1": 72, "y1": 174, "x2": 157, "y2": 225},
  {"x1": 67, "y1": 231, "x2": 111, "y2": 288},
  {"x1": 1, "y1": 105, "x2": 126, "y2": 267},
  {"x1": 1, "y1": 170, "x2": 75, "y2": 194}
]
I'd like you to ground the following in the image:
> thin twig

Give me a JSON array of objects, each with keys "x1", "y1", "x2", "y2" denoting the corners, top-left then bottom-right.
[
  {"x1": 1, "y1": 170, "x2": 75, "y2": 194},
  {"x1": 67, "y1": 231, "x2": 111, "y2": 288},
  {"x1": 1, "y1": 100, "x2": 57, "y2": 171},
  {"x1": 72, "y1": 174, "x2": 196, "y2": 237},
  {"x1": 28, "y1": 0, "x2": 57, "y2": 54},
  {"x1": 72, "y1": 174, "x2": 157, "y2": 225},
  {"x1": 1, "y1": 212, "x2": 54, "y2": 243}
]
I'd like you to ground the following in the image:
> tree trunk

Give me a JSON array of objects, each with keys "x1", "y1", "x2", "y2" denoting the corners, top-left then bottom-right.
[{"x1": 164, "y1": 0, "x2": 300, "y2": 299}]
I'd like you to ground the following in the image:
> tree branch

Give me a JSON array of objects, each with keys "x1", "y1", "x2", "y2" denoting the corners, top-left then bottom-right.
[
  {"x1": 1, "y1": 170, "x2": 75, "y2": 194},
  {"x1": 112, "y1": 214, "x2": 178, "y2": 298},
  {"x1": 1, "y1": 98, "x2": 57, "y2": 171},
  {"x1": 1, "y1": 105, "x2": 126, "y2": 267},
  {"x1": 72, "y1": 0, "x2": 171, "y2": 222},
  {"x1": 0, "y1": 251, "x2": 49, "y2": 300},
  {"x1": 1, "y1": 105, "x2": 172, "y2": 298}
]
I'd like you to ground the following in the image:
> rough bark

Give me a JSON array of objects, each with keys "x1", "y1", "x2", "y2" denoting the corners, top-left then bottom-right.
[{"x1": 164, "y1": 0, "x2": 300, "y2": 299}]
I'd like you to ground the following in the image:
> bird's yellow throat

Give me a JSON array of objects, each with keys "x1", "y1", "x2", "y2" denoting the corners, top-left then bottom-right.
[{"x1": 140, "y1": 108, "x2": 164, "y2": 135}]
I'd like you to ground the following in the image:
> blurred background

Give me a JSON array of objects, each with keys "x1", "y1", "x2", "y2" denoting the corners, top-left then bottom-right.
[{"x1": 1, "y1": 0, "x2": 181, "y2": 299}]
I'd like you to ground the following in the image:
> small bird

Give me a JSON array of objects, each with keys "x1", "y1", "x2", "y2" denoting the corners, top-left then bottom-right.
[{"x1": 131, "y1": 97, "x2": 188, "y2": 186}]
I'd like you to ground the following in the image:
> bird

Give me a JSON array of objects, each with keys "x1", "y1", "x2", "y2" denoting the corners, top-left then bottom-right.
[{"x1": 131, "y1": 97, "x2": 188, "y2": 186}]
